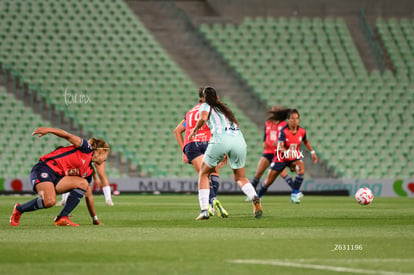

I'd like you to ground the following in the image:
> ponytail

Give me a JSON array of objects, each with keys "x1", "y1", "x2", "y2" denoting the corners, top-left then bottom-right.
[
  {"x1": 267, "y1": 108, "x2": 292, "y2": 122},
  {"x1": 203, "y1": 87, "x2": 239, "y2": 126}
]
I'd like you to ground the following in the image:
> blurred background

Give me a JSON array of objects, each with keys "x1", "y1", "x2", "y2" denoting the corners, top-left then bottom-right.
[{"x1": 0, "y1": 0, "x2": 413, "y2": 189}]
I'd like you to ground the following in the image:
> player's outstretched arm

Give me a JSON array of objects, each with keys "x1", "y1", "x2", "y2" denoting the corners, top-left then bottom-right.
[{"x1": 32, "y1": 127, "x2": 82, "y2": 147}]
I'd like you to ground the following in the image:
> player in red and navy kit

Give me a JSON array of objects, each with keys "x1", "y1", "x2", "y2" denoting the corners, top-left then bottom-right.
[
  {"x1": 174, "y1": 88, "x2": 228, "y2": 218},
  {"x1": 251, "y1": 107, "x2": 294, "y2": 191},
  {"x1": 257, "y1": 109, "x2": 318, "y2": 203},
  {"x1": 10, "y1": 127, "x2": 110, "y2": 226}
]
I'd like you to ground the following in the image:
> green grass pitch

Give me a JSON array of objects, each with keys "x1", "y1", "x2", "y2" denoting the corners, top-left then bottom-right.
[{"x1": 1, "y1": 194, "x2": 414, "y2": 274}]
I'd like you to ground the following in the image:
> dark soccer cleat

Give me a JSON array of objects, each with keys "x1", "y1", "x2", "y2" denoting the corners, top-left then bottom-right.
[{"x1": 252, "y1": 196, "x2": 263, "y2": 219}]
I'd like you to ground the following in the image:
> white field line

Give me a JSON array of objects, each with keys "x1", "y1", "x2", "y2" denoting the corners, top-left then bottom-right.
[
  {"x1": 296, "y1": 258, "x2": 414, "y2": 263},
  {"x1": 230, "y1": 259, "x2": 414, "y2": 275}
]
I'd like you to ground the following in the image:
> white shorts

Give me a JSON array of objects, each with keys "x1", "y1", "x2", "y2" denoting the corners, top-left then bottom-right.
[{"x1": 203, "y1": 134, "x2": 247, "y2": 169}]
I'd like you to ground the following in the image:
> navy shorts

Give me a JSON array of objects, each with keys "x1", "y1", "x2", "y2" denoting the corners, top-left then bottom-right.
[
  {"x1": 183, "y1": 141, "x2": 209, "y2": 164},
  {"x1": 270, "y1": 160, "x2": 299, "y2": 172},
  {"x1": 262, "y1": 153, "x2": 274, "y2": 163},
  {"x1": 30, "y1": 162, "x2": 64, "y2": 192}
]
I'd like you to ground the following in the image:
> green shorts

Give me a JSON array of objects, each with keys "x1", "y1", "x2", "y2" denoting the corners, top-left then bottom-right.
[{"x1": 203, "y1": 134, "x2": 247, "y2": 169}]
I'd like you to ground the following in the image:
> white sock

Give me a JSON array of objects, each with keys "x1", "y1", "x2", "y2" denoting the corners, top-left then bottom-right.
[
  {"x1": 103, "y1": 186, "x2": 112, "y2": 201},
  {"x1": 241, "y1": 183, "x2": 257, "y2": 201},
  {"x1": 198, "y1": 189, "x2": 210, "y2": 211},
  {"x1": 61, "y1": 192, "x2": 69, "y2": 203}
]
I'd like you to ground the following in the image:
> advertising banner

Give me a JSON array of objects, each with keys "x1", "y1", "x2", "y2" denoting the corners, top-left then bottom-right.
[{"x1": 1, "y1": 177, "x2": 413, "y2": 197}]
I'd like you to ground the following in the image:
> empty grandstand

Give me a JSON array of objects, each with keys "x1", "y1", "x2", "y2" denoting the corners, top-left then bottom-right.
[{"x1": 0, "y1": 0, "x2": 413, "y2": 183}]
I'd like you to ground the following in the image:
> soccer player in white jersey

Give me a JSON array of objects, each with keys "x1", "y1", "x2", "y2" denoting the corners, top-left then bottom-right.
[
  {"x1": 174, "y1": 88, "x2": 228, "y2": 218},
  {"x1": 188, "y1": 87, "x2": 263, "y2": 220}
]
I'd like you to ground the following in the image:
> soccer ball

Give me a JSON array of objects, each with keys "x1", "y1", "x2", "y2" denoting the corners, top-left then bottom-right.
[{"x1": 355, "y1": 188, "x2": 374, "y2": 205}]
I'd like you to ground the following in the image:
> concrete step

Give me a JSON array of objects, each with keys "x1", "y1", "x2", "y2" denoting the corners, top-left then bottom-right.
[{"x1": 345, "y1": 16, "x2": 378, "y2": 72}]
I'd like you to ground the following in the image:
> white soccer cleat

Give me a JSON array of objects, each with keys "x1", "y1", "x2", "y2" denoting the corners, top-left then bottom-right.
[
  {"x1": 195, "y1": 210, "x2": 209, "y2": 220},
  {"x1": 290, "y1": 192, "x2": 303, "y2": 204}
]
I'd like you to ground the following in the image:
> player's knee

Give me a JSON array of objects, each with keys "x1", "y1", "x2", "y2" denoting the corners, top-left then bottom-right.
[
  {"x1": 199, "y1": 167, "x2": 210, "y2": 178},
  {"x1": 76, "y1": 179, "x2": 89, "y2": 191},
  {"x1": 43, "y1": 197, "x2": 56, "y2": 208},
  {"x1": 295, "y1": 163, "x2": 304, "y2": 174}
]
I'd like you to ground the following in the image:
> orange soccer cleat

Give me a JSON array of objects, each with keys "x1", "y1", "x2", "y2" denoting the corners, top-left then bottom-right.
[
  {"x1": 54, "y1": 216, "x2": 79, "y2": 226},
  {"x1": 10, "y1": 204, "x2": 22, "y2": 226}
]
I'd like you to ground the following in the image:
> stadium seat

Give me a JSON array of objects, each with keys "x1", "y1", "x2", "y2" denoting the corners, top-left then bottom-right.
[
  {"x1": 199, "y1": 16, "x2": 414, "y2": 179},
  {"x1": 0, "y1": 0, "x2": 268, "y2": 179}
]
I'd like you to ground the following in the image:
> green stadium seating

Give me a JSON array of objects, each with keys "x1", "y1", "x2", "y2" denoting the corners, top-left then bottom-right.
[
  {"x1": 200, "y1": 16, "x2": 414, "y2": 179},
  {"x1": 3, "y1": 0, "x2": 412, "y2": 180},
  {"x1": 0, "y1": 87, "x2": 127, "y2": 178},
  {"x1": 0, "y1": 0, "x2": 265, "y2": 179}
]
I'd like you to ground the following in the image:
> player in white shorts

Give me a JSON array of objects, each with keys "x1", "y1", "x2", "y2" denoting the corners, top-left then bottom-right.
[{"x1": 188, "y1": 87, "x2": 263, "y2": 220}]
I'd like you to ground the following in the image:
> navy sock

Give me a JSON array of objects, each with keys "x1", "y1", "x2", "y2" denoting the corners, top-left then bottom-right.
[
  {"x1": 209, "y1": 186, "x2": 216, "y2": 205},
  {"x1": 251, "y1": 177, "x2": 260, "y2": 188},
  {"x1": 17, "y1": 198, "x2": 45, "y2": 213},
  {"x1": 293, "y1": 174, "x2": 304, "y2": 191},
  {"x1": 210, "y1": 175, "x2": 220, "y2": 195},
  {"x1": 209, "y1": 178, "x2": 217, "y2": 205},
  {"x1": 256, "y1": 182, "x2": 268, "y2": 198},
  {"x1": 283, "y1": 174, "x2": 295, "y2": 190},
  {"x1": 58, "y1": 188, "x2": 85, "y2": 217}
]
